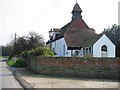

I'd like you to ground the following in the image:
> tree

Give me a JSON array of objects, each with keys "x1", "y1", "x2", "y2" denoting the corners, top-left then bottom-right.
[
  {"x1": 14, "y1": 37, "x2": 29, "y2": 55},
  {"x1": 13, "y1": 32, "x2": 45, "y2": 56},
  {"x1": 4, "y1": 32, "x2": 44, "y2": 57},
  {"x1": 27, "y1": 32, "x2": 44, "y2": 49},
  {"x1": 103, "y1": 24, "x2": 120, "y2": 57},
  {"x1": 2, "y1": 44, "x2": 13, "y2": 56}
]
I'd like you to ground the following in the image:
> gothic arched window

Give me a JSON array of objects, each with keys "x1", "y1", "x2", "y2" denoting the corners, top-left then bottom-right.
[
  {"x1": 101, "y1": 45, "x2": 107, "y2": 52},
  {"x1": 101, "y1": 45, "x2": 107, "y2": 57}
]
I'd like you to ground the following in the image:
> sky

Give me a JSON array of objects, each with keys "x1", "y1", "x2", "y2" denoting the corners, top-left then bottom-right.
[{"x1": 0, "y1": 0, "x2": 119, "y2": 45}]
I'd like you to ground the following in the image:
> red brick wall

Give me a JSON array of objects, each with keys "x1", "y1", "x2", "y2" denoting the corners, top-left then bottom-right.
[{"x1": 29, "y1": 57, "x2": 120, "y2": 79}]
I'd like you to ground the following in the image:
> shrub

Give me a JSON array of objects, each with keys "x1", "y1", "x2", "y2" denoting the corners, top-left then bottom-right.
[
  {"x1": 42, "y1": 47, "x2": 55, "y2": 56},
  {"x1": 7, "y1": 59, "x2": 27, "y2": 68},
  {"x1": 7, "y1": 59, "x2": 16, "y2": 67},
  {"x1": 21, "y1": 46, "x2": 55, "y2": 57},
  {"x1": 31, "y1": 46, "x2": 44, "y2": 56},
  {"x1": 14, "y1": 60, "x2": 28, "y2": 67}
]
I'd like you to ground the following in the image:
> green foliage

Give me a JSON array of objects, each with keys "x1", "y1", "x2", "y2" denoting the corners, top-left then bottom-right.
[
  {"x1": 21, "y1": 46, "x2": 55, "y2": 57},
  {"x1": 8, "y1": 55, "x2": 13, "y2": 59},
  {"x1": 33, "y1": 46, "x2": 55, "y2": 56},
  {"x1": 21, "y1": 51, "x2": 29, "y2": 58},
  {"x1": 6, "y1": 59, "x2": 16, "y2": 67},
  {"x1": 13, "y1": 37, "x2": 29, "y2": 55},
  {"x1": 42, "y1": 47, "x2": 55, "y2": 56},
  {"x1": 31, "y1": 46, "x2": 44, "y2": 56},
  {"x1": 2, "y1": 45, "x2": 13, "y2": 56},
  {"x1": 15, "y1": 60, "x2": 28, "y2": 67},
  {"x1": 5, "y1": 32, "x2": 44, "y2": 56},
  {"x1": 7, "y1": 59, "x2": 27, "y2": 68}
]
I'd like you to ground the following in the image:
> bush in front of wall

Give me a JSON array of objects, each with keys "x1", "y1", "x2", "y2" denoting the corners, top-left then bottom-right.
[
  {"x1": 21, "y1": 46, "x2": 55, "y2": 57},
  {"x1": 7, "y1": 59, "x2": 28, "y2": 68}
]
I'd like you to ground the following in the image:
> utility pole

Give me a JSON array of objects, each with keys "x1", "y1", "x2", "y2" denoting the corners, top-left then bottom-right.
[
  {"x1": 14, "y1": 33, "x2": 16, "y2": 53},
  {"x1": 14, "y1": 33, "x2": 17, "y2": 46},
  {"x1": 13, "y1": 33, "x2": 17, "y2": 56},
  {"x1": 8, "y1": 33, "x2": 17, "y2": 59},
  {"x1": 0, "y1": 46, "x2": 2, "y2": 56}
]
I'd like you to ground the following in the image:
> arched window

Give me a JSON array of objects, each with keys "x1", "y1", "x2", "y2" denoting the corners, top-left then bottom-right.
[
  {"x1": 101, "y1": 45, "x2": 107, "y2": 57},
  {"x1": 75, "y1": 51, "x2": 79, "y2": 56},
  {"x1": 101, "y1": 45, "x2": 107, "y2": 52}
]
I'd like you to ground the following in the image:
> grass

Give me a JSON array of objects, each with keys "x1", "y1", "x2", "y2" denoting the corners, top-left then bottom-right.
[
  {"x1": 0, "y1": 56, "x2": 9, "y2": 59},
  {"x1": 7, "y1": 59, "x2": 28, "y2": 68},
  {"x1": 0, "y1": 56, "x2": 3, "y2": 59}
]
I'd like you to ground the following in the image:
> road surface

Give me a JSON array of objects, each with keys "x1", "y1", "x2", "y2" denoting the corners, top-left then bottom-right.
[{"x1": 0, "y1": 58, "x2": 22, "y2": 89}]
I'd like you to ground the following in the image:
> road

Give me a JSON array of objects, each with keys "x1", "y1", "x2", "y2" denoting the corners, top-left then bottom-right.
[{"x1": 0, "y1": 58, "x2": 22, "y2": 89}]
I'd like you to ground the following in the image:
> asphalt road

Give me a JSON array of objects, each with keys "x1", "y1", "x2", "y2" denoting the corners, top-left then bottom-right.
[{"x1": 0, "y1": 58, "x2": 22, "y2": 89}]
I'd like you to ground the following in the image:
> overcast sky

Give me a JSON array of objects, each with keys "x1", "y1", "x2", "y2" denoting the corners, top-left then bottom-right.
[{"x1": 0, "y1": 0, "x2": 119, "y2": 45}]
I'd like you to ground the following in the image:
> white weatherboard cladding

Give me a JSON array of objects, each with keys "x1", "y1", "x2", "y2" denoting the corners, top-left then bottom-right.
[
  {"x1": 52, "y1": 38, "x2": 71, "y2": 57},
  {"x1": 93, "y1": 34, "x2": 115, "y2": 57}
]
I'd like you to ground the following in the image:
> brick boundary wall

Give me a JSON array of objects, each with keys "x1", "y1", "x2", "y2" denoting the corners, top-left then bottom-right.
[{"x1": 25, "y1": 56, "x2": 120, "y2": 80}]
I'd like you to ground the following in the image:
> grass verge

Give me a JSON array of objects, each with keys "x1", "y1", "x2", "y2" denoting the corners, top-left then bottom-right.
[{"x1": 0, "y1": 56, "x2": 9, "y2": 59}]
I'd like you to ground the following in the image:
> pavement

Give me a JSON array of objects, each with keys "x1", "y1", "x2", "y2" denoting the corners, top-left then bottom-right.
[
  {"x1": 2, "y1": 64, "x2": 22, "y2": 88},
  {"x1": 13, "y1": 67, "x2": 119, "y2": 88},
  {"x1": 0, "y1": 58, "x2": 22, "y2": 89}
]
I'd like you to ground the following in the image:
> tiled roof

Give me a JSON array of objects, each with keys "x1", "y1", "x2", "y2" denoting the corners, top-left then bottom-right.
[
  {"x1": 69, "y1": 17, "x2": 89, "y2": 29},
  {"x1": 47, "y1": 16, "x2": 99, "y2": 49},
  {"x1": 82, "y1": 34, "x2": 103, "y2": 47},
  {"x1": 59, "y1": 22, "x2": 72, "y2": 38},
  {"x1": 64, "y1": 28, "x2": 99, "y2": 49},
  {"x1": 53, "y1": 17, "x2": 89, "y2": 41}
]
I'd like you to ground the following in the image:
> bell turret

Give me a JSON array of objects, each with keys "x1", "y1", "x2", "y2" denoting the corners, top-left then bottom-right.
[{"x1": 72, "y1": 3, "x2": 82, "y2": 21}]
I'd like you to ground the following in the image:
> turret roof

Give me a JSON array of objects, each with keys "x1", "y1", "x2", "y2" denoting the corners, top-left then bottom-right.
[{"x1": 72, "y1": 3, "x2": 82, "y2": 13}]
